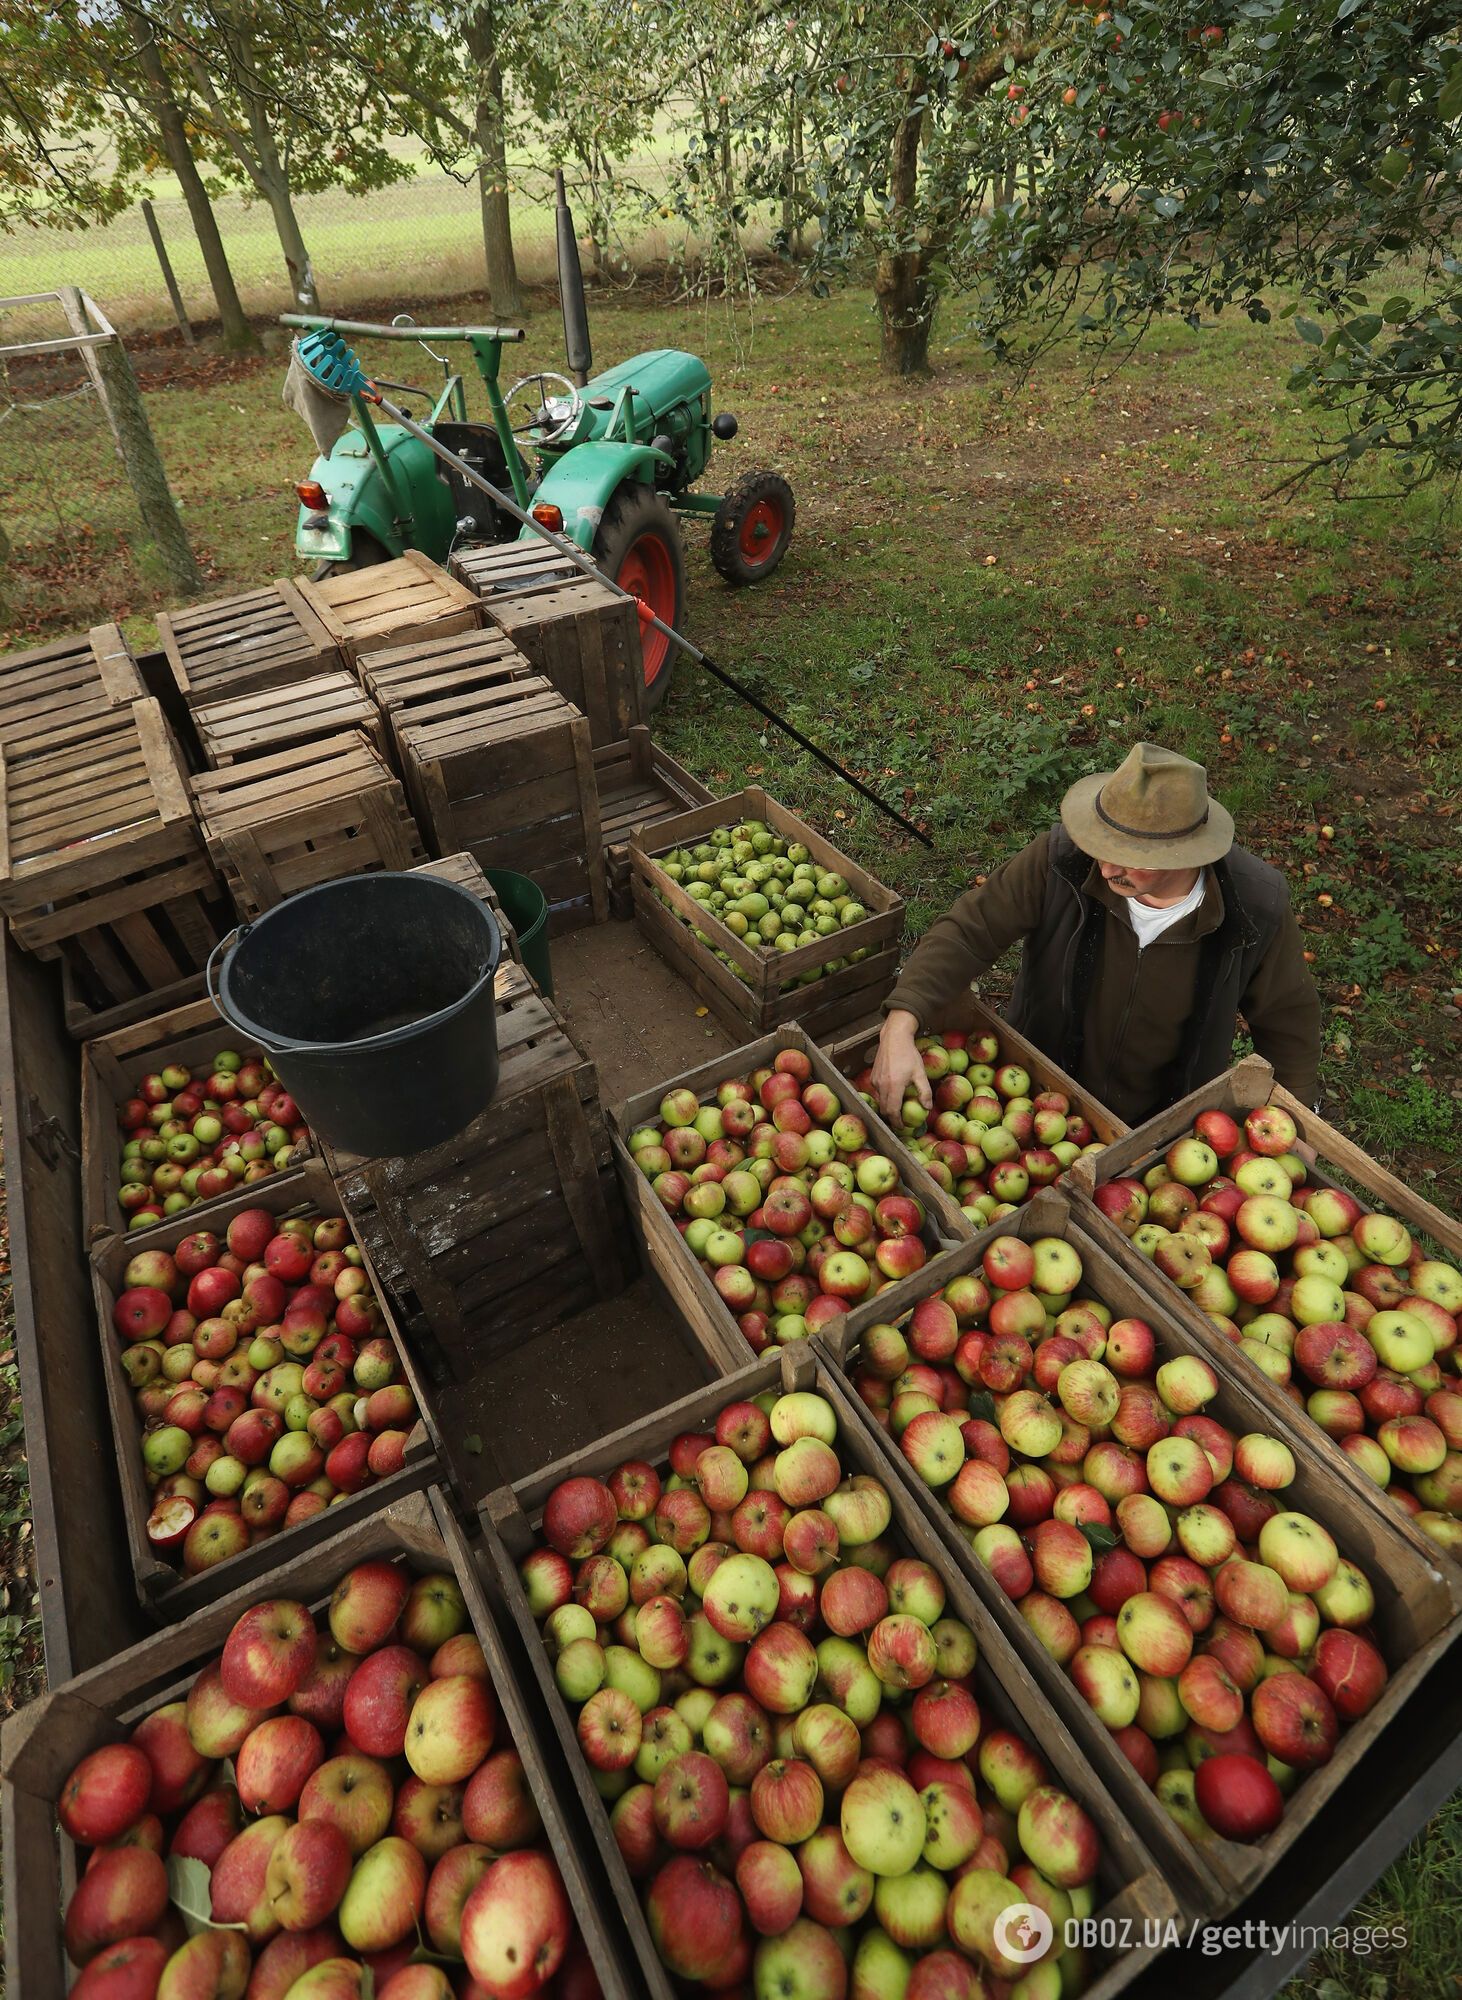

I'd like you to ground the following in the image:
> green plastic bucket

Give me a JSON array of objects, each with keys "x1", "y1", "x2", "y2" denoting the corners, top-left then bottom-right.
[{"x1": 488, "y1": 867, "x2": 553, "y2": 997}]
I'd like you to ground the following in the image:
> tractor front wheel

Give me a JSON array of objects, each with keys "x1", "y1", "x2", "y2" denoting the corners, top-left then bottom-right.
[
  {"x1": 594, "y1": 483, "x2": 685, "y2": 712},
  {"x1": 710, "y1": 471, "x2": 794, "y2": 585}
]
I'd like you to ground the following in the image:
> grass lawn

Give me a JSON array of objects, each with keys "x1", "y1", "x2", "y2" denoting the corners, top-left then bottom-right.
[{"x1": 0, "y1": 270, "x2": 1459, "y2": 1991}]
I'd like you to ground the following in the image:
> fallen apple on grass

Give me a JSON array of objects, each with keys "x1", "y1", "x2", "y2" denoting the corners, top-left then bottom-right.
[
  {"x1": 844, "y1": 1232, "x2": 1394, "y2": 1849},
  {"x1": 526, "y1": 1384, "x2": 1113, "y2": 1990},
  {"x1": 51, "y1": 1557, "x2": 585, "y2": 1996},
  {"x1": 1086, "y1": 1106, "x2": 1462, "y2": 1544}
]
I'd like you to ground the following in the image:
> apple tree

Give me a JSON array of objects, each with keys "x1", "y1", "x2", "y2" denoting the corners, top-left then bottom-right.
[{"x1": 964, "y1": 0, "x2": 1462, "y2": 488}]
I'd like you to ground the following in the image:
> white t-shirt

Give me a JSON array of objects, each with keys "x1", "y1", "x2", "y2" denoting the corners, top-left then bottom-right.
[{"x1": 1126, "y1": 873, "x2": 1207, "y2": 950}]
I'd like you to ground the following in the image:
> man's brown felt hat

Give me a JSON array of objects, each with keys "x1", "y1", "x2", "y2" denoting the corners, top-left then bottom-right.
[{"x1": 1061, "y1": 741, "x2": 1235, "y2": 869}]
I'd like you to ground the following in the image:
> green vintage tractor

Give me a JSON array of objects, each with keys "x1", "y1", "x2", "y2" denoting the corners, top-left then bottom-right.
[{"x1": 286, "y1": 177, "x2": 793, "y2": 707}]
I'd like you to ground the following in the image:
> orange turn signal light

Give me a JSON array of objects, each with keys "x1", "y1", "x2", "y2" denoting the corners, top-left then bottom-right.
[
  {"x1": 295, "y1": 481, "x2": 328, "y2": 511},
  {"x1": 531, "y1": 503, "x2": 564, "y2": 532}
]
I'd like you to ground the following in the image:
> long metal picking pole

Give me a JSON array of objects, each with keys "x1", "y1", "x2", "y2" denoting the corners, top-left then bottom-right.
[{"x1": 362, "y1": 387, "x2": 933, "y2": 849}]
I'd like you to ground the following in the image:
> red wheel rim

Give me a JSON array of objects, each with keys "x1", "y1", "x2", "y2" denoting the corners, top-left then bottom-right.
[
  {"x1": 737, "y1": 496, "x2": 785, "y2": 569},
  {"x1": 616, "y1": 530, "x2": 678, "y2": 683}
]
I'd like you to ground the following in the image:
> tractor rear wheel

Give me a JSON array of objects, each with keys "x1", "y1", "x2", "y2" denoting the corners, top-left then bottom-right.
[
  {"x1": 594, "y1": 482, "x2": 685, "y2": 712},
  {"x1": 710, "y1": 471, "x2": 794, "y2": 585}
]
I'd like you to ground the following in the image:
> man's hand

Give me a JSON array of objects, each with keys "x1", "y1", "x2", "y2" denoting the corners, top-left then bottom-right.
[{"x1": 871, "y1": 1010, "x2": 931, "y2": 1120}]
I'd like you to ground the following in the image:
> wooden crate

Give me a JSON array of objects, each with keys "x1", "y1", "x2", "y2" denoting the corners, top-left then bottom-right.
[
  {"x1": 0, "y1": 700, "x2": 227, "y2": 1024},
  {"x1": 80, "y1": 994, "x2": 312, "y2": 1245},
  {"x1": 400, "y1": 677, "x2": 607, "y2": 935},
  {"x1": 608, "y1": 1022, "x2": 975, "y2": 1373},
  {"x1": 0, "y1": 1488, "x2": 636, "y2": 2000},
  {"x1": 629, "y1": 786, "x2": 904, "y2": 1041},
  {"x1": 359, "y1": 625, "x2": 537, "y2": 765},
  {"x1": 296, "y1": 548, "x2": 482, "y2": 667},
  {"x1": 826, "y1": 990, "x2": 1130, "y2": 1145},
  {"x1": 481, "y1": 1341, "x2": 1178, "y2": 2000},
  {"x1": 0, "y1": 624, "x2": 143, "y2": 751},
  {"x1": 595, "y1": 726, "x2": 712, "y2": 917},
  {"x1": 157, "y1": 580, "x2": 340, "y2": 705},
  {"x1": 89, "y1": 1159, "x2": 441, "y2": 1620},
  {"x1": 323, "y1": 961, "x2": 629, "y2": 1383},
  {"x1": 451, "y1": 539, "x2": 586, "y2": 603},
  {"x1": 814, "y1": 1188, "x2": 1462, "y2": 1916},
  {"x1": 193, "y1": 667, "x2": 386, "y2": 768},
  {"x1": 191, "y1": 731, "x2": 425, "y2": 920},
  {"x1": 486, "y1": 574, "x2": 645, "y2": 748},
  {"x1": 1070, "y1": 1052, "x2": 1462, "y2": 1577}
]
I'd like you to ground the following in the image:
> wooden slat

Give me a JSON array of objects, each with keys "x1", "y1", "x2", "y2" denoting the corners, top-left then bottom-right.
[
  {"x1": 159, "y1": 581, "x2": 341, "y2": 703},
  {"x1": 296, "y1": 552, "x2": 483, "y2": 667},
  {"x1": 487, "y1": 578, "x2": 645, "y2": 748}
]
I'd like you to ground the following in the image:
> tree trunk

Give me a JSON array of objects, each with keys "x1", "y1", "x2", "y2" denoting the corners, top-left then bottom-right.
[
  {"x1": 129, "y1": 12, "x2": 257, "y2": 351},
  {"x1": 873, "y1": 101, "x2": 937, "y2": 375},
  {"x1": 465, "y1": 6, "x2": 522, "y2": 318},
  {"x1": 246, "y1": 95, "x2": 319, "y2": 310}
]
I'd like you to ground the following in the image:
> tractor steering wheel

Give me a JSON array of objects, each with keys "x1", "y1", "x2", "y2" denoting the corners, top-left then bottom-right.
[{"x1": 503, "y1": 371, "x2": 583, "y2": 444}]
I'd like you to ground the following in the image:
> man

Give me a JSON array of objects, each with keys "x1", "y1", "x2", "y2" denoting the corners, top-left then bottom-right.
[{"x1": 872, "y1": 741, "x2": 1321, "y2": 1126}]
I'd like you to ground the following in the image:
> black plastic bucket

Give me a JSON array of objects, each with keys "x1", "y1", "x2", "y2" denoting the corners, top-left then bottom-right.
[{"x1": 208, "y1": 873, "x2": 502, "y2": 1158}]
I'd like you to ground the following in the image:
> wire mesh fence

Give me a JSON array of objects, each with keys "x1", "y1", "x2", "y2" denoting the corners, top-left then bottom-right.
[{"x1": 0, "y1": 299, "x2": 167, "y2": 645}]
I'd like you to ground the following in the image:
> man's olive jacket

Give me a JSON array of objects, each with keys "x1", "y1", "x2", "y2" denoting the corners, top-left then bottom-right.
[{"x1": 885, "y1": 826, "x2": 1321, "y2": 1126}]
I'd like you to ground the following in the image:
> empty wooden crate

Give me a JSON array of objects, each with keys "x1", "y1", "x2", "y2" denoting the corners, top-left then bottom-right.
[
  {"x1": 193, "y1": 667, "x2": 386, "y2": 767},
  {"x1": 157, "y1": 580, "x2": 340, "y2": 704},
  {"x1": 0, "y1": 625, "x2": 143, "y2": 751},
  {"x1": 296, "y1": 549, "x2": 481, "y2": 667},
  {"x1": 451, "y1": 540, "x2": 584, "y2": 602},
  {"x1": 323, "y1": 960, "x2": 628, "y2": 1382},
  {"x1": 360, "y1": 625, "x2": 536, "y2": 762},
  {"x1": 400, "y1": 677, "x2": 607, "y2": 933},
  {"x1": 0, "y1": 700, "x2": 225, "y2": 1031},
  {"x1": 192, "y1": 731, "x2": 425, "y2": 919},
  {"x1": 595, "y1": 726, "x2": 712, "y2": 916},
  {"x1": 486, "y1": 574, "x2": 645, "y2": 747}
]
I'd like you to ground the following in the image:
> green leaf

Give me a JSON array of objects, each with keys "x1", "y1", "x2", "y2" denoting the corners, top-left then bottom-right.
[
  {"x1": 1079, "y1": 1522, "x2": 1119, "y2": 1552},
  {"x1": 1380, "y1": 295, "x2": 1412, "y2": 322},
  {"x1": 1296, "y1": 318, "x2": 1325, "y2": 344},
  {"x1": 965, "y1": 1391, "x2": 998, "y2": 1425},
  {"x1": 1377, "y1": 149, "x2": 1409, "y2": 184},
  {"x1": 1439, "y1": 67, "x2": 1462, "y2": 123},
  {"x1": 1335, "y1": 0, "x2": 1364, "y2": 16},
  {"x1": 1154, "y1": 194, "x2": 1180, "y2": 217},
  {"x1": 464, "y1": 1435, "x2": 482, "y2": 1456},
  {"x1": 167, "y1": 1854, "x2": 248, "y2": 1939}
]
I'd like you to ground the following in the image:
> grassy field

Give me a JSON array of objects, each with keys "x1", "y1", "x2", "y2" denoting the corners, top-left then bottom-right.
[{"x1": 0, "y1": 270, "x2": 1459, "y2": 1991}]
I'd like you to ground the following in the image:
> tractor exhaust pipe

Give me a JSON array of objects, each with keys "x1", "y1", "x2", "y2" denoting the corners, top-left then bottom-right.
[{"x1": 555, "y1": 169, "x2": 592, "y2": 389}]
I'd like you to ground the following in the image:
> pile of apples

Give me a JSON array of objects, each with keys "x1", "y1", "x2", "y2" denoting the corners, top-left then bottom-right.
[
  {"x1": 114, "y1": 1206, "x2": 419, "y2": 1575},
  {"x1": 116, "y1": 1047, "x2": 309, "y2": 1229},
  {"x1": 54, "y1": 1557, "x2": 598, "y2": 1998},
  {"x1": 522, "y1": 1385, "x2": 1113, "y2": 1993},
  {"x1": 847, "y1": 1231, "x2": 1392, "y2": 1849},
  {"x1": 626, "y1": 1048, "x2": 939, "y2": 1353},
  {"x1": 1090, "y1": 1102, "x2": 1462, "y2": 1555},
  {"x1": 846, "y1": 1029, "x2": 1106, "y2": 1223},
  {"x1": 651, "y1": 819, "x2": 873, "y2": 988}
]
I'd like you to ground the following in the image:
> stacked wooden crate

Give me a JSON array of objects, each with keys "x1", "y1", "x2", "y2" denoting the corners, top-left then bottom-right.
[
  {"x1": 295, "y1": 549, "x2": 482, "y2": 669},
  {"x1": 398, "y1": 672, "x2": 607, "y2": 933},
  {"x1": 0, "y1": 625, "x2": 144, "y2": 752},
  {"x1": 157, "y1": 580, "x2": 340, "y2": 704},
  {"x1": 0, "y1": 699, "x2": 226, "y2": 1035},
  {"x1": 359, "y1": 625, "x2": 537, "y2": 767},
  {"x1": 324, "y1": 959, "x2": 627, "y2": 1383},
  {"x1": 485, "y1": 572, "x2": 645, "y2": 747},
  {"x1": 192, "y1": 668, "x2": 386, "y2": 767},
  {"x1": 190, "y1": 731, "x2": 425, "y2": 919},
  {"x1": 450, "y1": 540, "x2": 584, "y2": 603}
]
